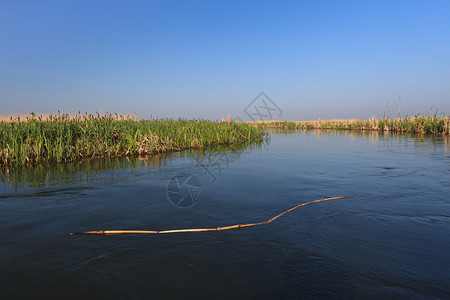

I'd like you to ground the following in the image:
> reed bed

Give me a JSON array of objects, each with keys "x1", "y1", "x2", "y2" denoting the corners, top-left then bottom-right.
[
  {"x1": 253, "y1": 115, "x2": 450, "y2": 135},
  {"x1": 0, "y1": 112, "x2": 266, "y2": 167}
]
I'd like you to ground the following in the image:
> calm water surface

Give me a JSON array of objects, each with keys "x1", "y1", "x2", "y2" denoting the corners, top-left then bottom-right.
[{"x1": 1, "y1": 130, "x2": 449, "y2": 299}]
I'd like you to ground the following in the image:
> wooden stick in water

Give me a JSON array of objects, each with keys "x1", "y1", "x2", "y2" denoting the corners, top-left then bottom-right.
[{"x1": 70, "y1": 195, "x2": 354, "y2": 235}]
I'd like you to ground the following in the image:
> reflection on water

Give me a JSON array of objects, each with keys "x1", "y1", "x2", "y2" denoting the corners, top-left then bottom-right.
[
  {"x1": 270, "y1": 128, "x2": 450, "y2": 155},
  {"x1": 0, "y1": 154, "x2": 172, "y2": 191},
  {"x1": 0, "y1": 142, "x2": 264, "y2": 191},
  {"x1": 3, "y1": 130, "x2": 447, "y2": 191}
]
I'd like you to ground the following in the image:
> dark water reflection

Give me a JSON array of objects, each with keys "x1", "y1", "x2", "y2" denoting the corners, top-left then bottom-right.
[{"x1": 0, "y1": 131, "x2": 449, "y2": 299}]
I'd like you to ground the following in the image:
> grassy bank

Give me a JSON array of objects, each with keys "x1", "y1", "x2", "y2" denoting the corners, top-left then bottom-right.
[
  {"x1": 0, "y1": 113, "x2": 265, "y2": 167},
  {"x1": 253, "y1": 116, "x2": 450, "y2": 135}
]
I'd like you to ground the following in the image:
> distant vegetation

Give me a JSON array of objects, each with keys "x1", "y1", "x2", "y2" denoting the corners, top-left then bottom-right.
[
  {"x1": 2, "y1": 112, "x2": 448, "y2": 167},
  {"x1": 0, "y1": 113, "x2": 266, "y2": 167},
  {"x1": 253, "y1": 115, "x2": 450, "y2": 135}
]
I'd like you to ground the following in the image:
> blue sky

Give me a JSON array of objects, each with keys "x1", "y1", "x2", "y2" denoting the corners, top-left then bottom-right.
[{"x1": 1, "y1": 0, "x2": 450, "y2": 120}]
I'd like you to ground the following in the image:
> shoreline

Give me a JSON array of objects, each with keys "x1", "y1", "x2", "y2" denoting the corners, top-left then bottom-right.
[
  {"x1": 2, "y1": 114, "x2": 448, "y2": 168},
  {"x1": 248, "y1": 116, "x2": 450, "y2": 135},
  {"x1": 0, "y1": 115, "x2": 265, "y2": 167}
]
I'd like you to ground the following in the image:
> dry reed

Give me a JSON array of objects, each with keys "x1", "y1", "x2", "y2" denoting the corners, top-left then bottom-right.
[{"x1": 70, "y1": 195, "x2": 353, "y2": 235}]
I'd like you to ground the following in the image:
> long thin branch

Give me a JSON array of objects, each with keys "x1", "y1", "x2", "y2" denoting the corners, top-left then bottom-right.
[{"x1": 70, "y1": 195, "x2": 354, "y2": 235}]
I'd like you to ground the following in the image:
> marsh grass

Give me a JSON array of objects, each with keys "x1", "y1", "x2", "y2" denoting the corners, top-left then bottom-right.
[
  {"x1": 0, "y1": 112, "x2": 265, "y2": 167},
  {"x1": 254, "y1": 115, "x2": 450, "y2": 135}
]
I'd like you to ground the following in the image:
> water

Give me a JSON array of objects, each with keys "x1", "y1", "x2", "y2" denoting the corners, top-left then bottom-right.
[{"x1": 1, "y1": 130, "x2": 449, "y2": 299}]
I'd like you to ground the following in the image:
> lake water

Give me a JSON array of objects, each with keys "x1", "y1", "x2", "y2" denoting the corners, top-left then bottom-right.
[{"x1": 1, "y1": 130, "x2": 449, "y2": 299}]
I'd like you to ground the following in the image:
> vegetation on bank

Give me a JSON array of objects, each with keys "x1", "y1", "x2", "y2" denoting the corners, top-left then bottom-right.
[
  {"x1": 253, "y1": 115, "x2": 450, "y2": 135},
  {"x1": 0, "y1": 113, "x2": 266, "y2": 167}
]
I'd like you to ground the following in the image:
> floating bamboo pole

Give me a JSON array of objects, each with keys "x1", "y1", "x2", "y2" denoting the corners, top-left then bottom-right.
[{"x1": 70, "y1": 195, "x2": 353, "y2": 235}]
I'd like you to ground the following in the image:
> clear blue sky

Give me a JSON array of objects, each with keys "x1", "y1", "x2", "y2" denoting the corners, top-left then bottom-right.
[{"x1": 2, "y1": 0, "x2": 450, "y2": 120}]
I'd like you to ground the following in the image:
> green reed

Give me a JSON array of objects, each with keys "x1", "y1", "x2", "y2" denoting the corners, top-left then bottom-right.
[
  {"x1": 0, "y1": 113, "x2": 265, "y2": 167},
  {"x1": 255, "y1": 115, "x2": 450, "y2": 135}
]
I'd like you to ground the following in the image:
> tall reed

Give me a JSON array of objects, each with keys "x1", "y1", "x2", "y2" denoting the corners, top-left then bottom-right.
[{"x1": 0, "y1": 113, "x2": 266, "y2": 167}]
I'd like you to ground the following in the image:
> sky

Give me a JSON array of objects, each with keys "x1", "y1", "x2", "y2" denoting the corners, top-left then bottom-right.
[{"x1": 1, "y1": 0, "x2": 450, "y2": 121}]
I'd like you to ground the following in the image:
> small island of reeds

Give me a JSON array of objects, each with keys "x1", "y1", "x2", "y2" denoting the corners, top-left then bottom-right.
[{"x1": 0, "y1": 112, "x2": 265, "y2": 167}]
